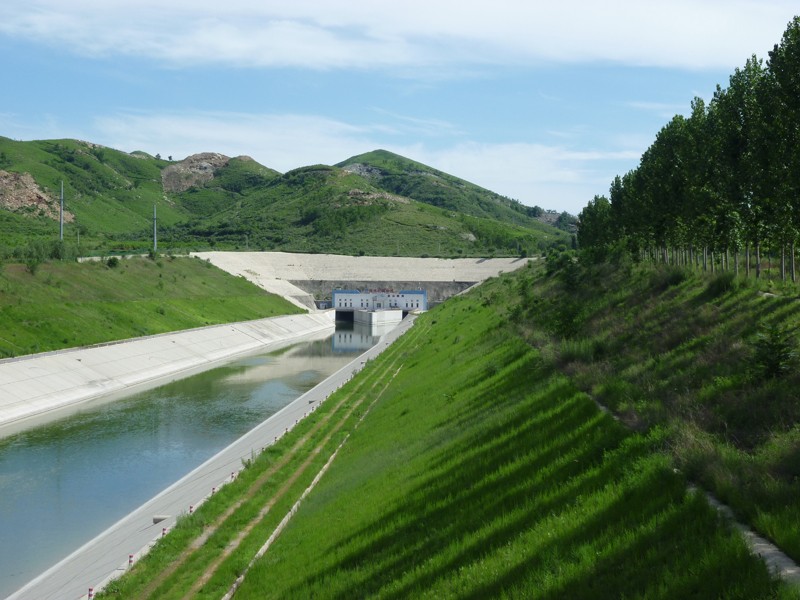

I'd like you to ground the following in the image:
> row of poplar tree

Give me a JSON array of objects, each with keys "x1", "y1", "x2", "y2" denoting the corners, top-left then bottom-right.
[{"x1": 578, "y1": 16, "x2": 800, "y2": 280}]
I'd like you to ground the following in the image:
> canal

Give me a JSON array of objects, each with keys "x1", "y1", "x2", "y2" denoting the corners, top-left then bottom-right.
[{"x1": 0, "y1": 323, "x2": 381, "y2": 599}]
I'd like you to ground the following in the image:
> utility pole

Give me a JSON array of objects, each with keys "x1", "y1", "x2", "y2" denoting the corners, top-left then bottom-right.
[
  {"x1": 153, "y1": 203, "x2": 157, "y2": 253},
  {"x1": 59, "y1": 180, "x2": 64, "y2": 241}
]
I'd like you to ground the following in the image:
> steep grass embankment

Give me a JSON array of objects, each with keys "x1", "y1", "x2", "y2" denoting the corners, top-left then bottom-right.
[
  {"x1": 99, "y1": 263, "x2": 796, "y2": 599},
  {"x1": 516, "y1": 257, "x2": 800, "y2": 567},
  {"x1": 0, "y1": 255, "x2": 302, "y2": 358}
]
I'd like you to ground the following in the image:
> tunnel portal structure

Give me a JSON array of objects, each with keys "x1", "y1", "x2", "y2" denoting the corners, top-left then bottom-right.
[
  {"x1": 332, "y1": 288, "x2": 427, "y2": 316},
  {"x1": 192, "y1": 251, "x2": 532, "y2": 311}
]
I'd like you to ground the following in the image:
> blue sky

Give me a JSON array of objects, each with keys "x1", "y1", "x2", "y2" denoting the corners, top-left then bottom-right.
[{"x1": 1, "y1": 1, "x2": 797, "y2": 215}]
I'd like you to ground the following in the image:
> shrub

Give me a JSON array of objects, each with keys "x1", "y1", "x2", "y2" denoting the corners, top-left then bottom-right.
[
  {"x1": 751, "y1": 323, "x2": 796, "y2": 380},
  {"x1": 26, "y1": 257, "x2": 41, "y2": 275},
  {"x1": 107, "y1": 256, "x2": 120, "y2": 268},
  {"x1": 650, "y1": 266, "x2": 686, "y2": 292},
  {"x1": 706, "y1": 271, "x2": 737, "y2": 297},
  {"x1": 559, "y1": 338, "x2": 595, "y2": 363}
]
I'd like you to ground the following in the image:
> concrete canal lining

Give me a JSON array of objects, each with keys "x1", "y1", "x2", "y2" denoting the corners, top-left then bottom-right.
[{"x1": 0, "y1": 312, "x2": 335, "y2": 436}]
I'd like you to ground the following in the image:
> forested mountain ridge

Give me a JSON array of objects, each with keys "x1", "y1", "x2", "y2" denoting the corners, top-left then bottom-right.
[
  {"x1": 0, "y1": 138, "x2": 570, "y2": 259},
  {"x1": 579, "y1": 16, "x2": 800, "y2": 280}
]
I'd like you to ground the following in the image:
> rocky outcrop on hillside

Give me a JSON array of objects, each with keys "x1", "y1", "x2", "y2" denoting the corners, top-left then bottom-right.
[
  {"x1": 341, "y1": 163, "x2": 383, "y2": 180},
  {"x1": 0, "y1": 170, "x2": 74, "y2": 221},
  {"x1": 161, "y1": 152, "x2": 230, "y2": 194},
  {"x1": 346, "y1": 188, "x2": 409, "y2": 204}
]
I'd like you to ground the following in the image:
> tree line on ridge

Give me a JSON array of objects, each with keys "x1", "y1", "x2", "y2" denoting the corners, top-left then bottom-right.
[{"x1": 579, "y1": 17, "x2": 800, "y2": 280}]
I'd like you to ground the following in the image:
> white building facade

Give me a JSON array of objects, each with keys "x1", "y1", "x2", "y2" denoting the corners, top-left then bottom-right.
[{"x1": 332, "y1": 288, "x2": 427, "y2": 312}]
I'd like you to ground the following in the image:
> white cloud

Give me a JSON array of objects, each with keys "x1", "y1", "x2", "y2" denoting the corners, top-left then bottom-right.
[
  {"x1": 0, "y1": 1, "x2": 796, "y2": 71},
  {"x1": 368, "y1": 109, "x2": 464, "y2": 137}
]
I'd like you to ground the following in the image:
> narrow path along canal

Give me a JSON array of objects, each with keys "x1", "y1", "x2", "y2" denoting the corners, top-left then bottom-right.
[{"x1": 0, "y1": 323, "x2": 380, "y2": 599}]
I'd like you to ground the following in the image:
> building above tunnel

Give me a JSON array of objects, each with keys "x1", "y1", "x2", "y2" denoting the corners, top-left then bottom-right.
[{"x1": 333, "y1": 289, "x2": 427, "y2": 313}]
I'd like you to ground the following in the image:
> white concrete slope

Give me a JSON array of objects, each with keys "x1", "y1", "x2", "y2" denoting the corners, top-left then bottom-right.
[
  {"x1": 0, "y1": 312, "x2": 335, "y2": 435},
  {"x1": 193, "y1": 251, "x2": 530, "y2": 303}
]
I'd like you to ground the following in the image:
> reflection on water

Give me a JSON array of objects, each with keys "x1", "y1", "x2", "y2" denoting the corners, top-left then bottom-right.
[
  {"x1": 333, "y1": 321, "x2": 397, "y2": 352},
  {"x1": 0, "y1": 329, "x2": 378, "y2": 598}
]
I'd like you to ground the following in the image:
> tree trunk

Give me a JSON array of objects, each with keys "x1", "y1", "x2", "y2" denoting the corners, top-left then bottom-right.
[
  {"x1": 792, "y1": 241, "x2": 796, "y2": 283},
  {"x1": 755, "y1": 241, "x2": 761, "y2": 279},
  {"x1": 781, "y1": 244, "x2": 786, "y2": 281},
  {"x1": 767, "y1": 246, "x2": 771, "y2": 280},
  {"x1": 746, "y1": 243, "x2": 750, "y2": 278}
]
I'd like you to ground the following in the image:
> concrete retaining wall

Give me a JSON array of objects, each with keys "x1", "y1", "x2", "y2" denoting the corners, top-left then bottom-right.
[
  {"x1": 292, "y1": 280, "x2": 473, "y2": 304},
  {"x1": 0, "y1": 312, "x2": 335, "y2": 435},
  {"x1": 193, "y1": 252, "x2": 531, "y2": 308},
  {"x1": 354, "y1": 310, "x2": 404, "y2": 326}
]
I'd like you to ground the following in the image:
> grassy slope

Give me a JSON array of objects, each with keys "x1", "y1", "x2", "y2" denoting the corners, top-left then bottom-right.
[
  {"x1": 177, "y1": 164, "x2": 566, "y2": 257},
  {"x1": 98, "y1": 263, "x2": 796, "y2": 599},
  {"x1": 337, "y1": 149, "x2": 545, "y2": 226},
  {"x1": 0, "y1": 137, "x2": 183, "y2": 237},
  {"x1": 237, "y1": 276, "x2": 791, "y2": 599},
  {"x1": 0, "y1": 256, "x2": 302, "y2": 357},
  {"x1": 169, "y1": 156, "x2": 281, "y2": 219},
  {"x1": 517, "y1": 256, "x2": 800, "y2": 564}
]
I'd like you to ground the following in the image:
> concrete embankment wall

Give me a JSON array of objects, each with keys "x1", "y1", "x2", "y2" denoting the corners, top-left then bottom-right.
[
  {"x1": 193, "y1": 252, "x2": 531, "y2": 308},
  {"x1": 292, "y1": 280, "x2": 474, "y2": 304},
  {"x1": 0, "y1": 312, "x2": 335, "y2": 434}
]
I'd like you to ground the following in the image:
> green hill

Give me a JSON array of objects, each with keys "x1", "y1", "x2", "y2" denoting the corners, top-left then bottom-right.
[
  {"x1": 0, "y1": 255, "x2": 301, "y2": 358},
  {"x1": 0, "y1": 138, "x2": 569, "y2": 259},
  {"x1": 337, "y1": 149, "x2": 563, "y2": 226},
  {"x1": 0, "y1": 137, "x2": 181, "y2": 237},
  {"x1": 167, "y1": 163, "x2": 567, "y2": 256}
]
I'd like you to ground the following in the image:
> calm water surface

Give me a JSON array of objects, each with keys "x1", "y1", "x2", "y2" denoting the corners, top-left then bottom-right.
[{"x1": 0, "y1": 328, "x2": 372, "y2": 598}]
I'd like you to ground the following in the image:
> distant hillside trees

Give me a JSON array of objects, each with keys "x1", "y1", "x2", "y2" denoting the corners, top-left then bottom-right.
[{"x1": 579, "y1": 16, "x2": 800, "y2": 280}]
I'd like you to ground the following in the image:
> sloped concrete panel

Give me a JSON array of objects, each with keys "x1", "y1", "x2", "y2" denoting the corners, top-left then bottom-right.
[{"x1": 0, "y1": 312, "x2": 335, "y2": 433}]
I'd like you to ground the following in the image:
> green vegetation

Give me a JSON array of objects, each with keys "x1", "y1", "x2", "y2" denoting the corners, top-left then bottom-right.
[
  {"x1": 0, "y1": 137, "x2": 179, "y2": 240},
  {"x1": 579, "y1": 17, "x2": 800, "y2": 282},
  {"x1": 523, "y1": 254, "x2": 800, "y2": 565},
  {"x1": 337, "y1": 150, "x2": 543, "y2": 224},
  {"x1": 570, "y1": 18, "x2": 800, "y2": 568},
  {"x1": 161, "y1": 164, "x2": 567, "y2": 257},
  {"x1": 0, "y1": 256, "x2": 301, "y2": 357},
  {"x1": 0, "y1": 138, "x2": 568, "y2": 258},
  {"x1": 97, "y1": 260, "x2": 799, "y2": 599}
]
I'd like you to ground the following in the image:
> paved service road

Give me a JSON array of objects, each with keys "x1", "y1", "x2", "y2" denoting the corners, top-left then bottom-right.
[{"x1": 8, "y1": 315, "x2": 416, "y2": 600}]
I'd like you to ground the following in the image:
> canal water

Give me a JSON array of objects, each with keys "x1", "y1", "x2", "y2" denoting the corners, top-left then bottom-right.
[{"x1": 0, "y1": 324, "x2": 381, "y2": 599}]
